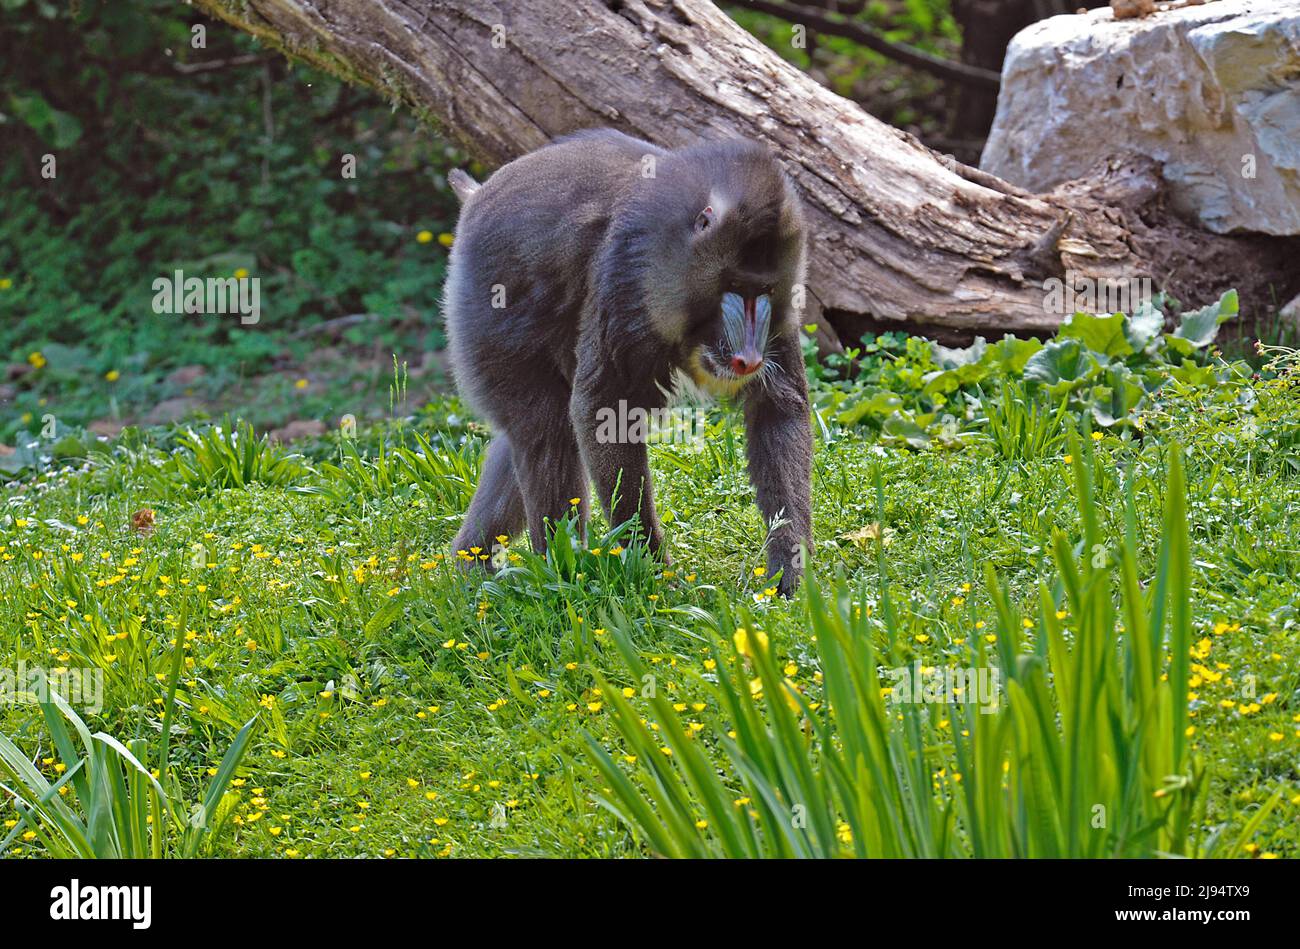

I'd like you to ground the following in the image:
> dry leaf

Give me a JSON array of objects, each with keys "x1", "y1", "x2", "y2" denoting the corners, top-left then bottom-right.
[{"x1": 840, "y1": 523, "x2": 895, "y2": 548}]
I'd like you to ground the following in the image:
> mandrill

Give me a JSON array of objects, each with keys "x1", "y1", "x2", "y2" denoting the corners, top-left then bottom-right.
[{"x1": 443, "y1": 128, "x2": 812, "y2": 594}]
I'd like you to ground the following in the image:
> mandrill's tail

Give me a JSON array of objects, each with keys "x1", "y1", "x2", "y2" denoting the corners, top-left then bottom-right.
[{"x1": 448, "y1": 168, "x2": 481, "y2": 202}]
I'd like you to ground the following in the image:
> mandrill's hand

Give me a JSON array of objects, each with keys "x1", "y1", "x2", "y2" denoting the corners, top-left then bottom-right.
[{"x1": 745, "y1": 331, "x2": 813, "y2": 599}]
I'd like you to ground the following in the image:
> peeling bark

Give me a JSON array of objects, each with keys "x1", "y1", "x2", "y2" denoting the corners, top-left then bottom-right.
[{"x1": 192, "y1": 0, "x2": 1298, "y2": 346}]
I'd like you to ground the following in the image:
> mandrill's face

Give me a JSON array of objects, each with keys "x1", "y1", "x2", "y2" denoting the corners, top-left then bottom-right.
[
  {"x1": 633, "y1": 140, "x2": 805, "y2": 392},
  {"x1": 683, "y1": 197, "x2": 795, "y2": 391}
]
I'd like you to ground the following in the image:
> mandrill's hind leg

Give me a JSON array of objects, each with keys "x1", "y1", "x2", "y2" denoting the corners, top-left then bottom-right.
[
  {"x1": 490, "y1": 371, "x2": 589, "y2": 554},
  {"x1": 451, "y1": 435, "x2": 526, "y2": 565},
  {"x1": 509, "y1": 419, "x2": 589, "y2": 555}
]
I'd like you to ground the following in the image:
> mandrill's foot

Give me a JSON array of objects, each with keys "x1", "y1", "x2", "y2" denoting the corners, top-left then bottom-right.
[{"x1": 450, "y1": 536, "x2": 500, "y2": 572}]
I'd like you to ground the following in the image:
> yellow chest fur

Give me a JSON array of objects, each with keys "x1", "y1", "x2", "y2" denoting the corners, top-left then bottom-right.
[{"x1": 686, "y1": 350, "x2": 748, "y2": 399}]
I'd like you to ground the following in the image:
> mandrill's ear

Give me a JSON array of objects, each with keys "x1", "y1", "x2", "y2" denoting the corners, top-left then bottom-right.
[
  {"x1": 693, "y1": 205, "x2": 716, "y2": 235},
  {"x1": 778, "y1": 175, "x2": 804, "y2": 239}
]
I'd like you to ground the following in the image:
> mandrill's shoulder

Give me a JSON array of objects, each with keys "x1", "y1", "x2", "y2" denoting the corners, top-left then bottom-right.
[
  {"x1": 466, "y1": 129, "x2": 665, "y2": 218},
  {"x1": 538, "y1": 129, "x2": 668, "y2": 185},
  {"x1": 552, "y1": 127, "x2": 666, "y2": 160}
]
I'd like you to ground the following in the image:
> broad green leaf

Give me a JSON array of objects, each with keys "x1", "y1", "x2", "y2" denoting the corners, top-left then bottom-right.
[
  {"x1": 1173, "y1": 289, "x2": 1237, "y2": 348},
  {"x1": 1060, "y1": 311, "x2": 1133, "y2": 358},
  {"x1": 1023, "y1": 339, "x2": 1099, "y2": 390},
  {"x1": 1125, "y1": 301, "x2": 1165, "y2": 351}
]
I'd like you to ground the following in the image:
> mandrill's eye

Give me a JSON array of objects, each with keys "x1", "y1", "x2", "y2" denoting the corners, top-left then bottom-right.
[{"x1": 693, "y1": 206, "x2": 714, "y2": 234}]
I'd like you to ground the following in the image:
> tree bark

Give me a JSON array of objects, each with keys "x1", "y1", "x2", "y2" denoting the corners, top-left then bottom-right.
[{"x1": 192, "y1": 0, "x2": 1297, "y2": 347}]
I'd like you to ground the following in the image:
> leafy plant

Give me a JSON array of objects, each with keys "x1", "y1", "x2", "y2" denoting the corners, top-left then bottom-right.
[
  {"x1": 313, "y1": 429, "x2": 480, "y2": 509},
  {"x1": 817, "y1": 291, "x2": 1246, "y2": 448},
  {"x1": 152, "y1": 418, "x2": 311, "y2": 492},
  {"x1": 980, "y1": 379, "x2": 1071, "y2": 462},
  {"x1": 0, "y1": 676, "x2": 257, "y2": 858},
  {"x1": 585, "y1": 434, "x2": 1241, "y2": 857}
]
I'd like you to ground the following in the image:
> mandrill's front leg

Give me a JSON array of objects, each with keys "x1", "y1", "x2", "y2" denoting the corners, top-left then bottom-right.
[{"x1": 743, "y1": 330, "x2": 812, "y2": 596}]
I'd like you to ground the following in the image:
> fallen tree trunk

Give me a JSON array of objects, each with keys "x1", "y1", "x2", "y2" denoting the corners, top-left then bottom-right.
[{"x1": 192, "y1": 0, "x2": 1297, "y2": 347}]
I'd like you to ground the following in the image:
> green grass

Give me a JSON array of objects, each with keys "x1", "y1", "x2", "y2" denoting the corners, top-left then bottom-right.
[
  {"x1": 586, "y1": 436, "x2": 1246, "y2": 857},
  {"x1": 2, "y1": 340, "x2": 1300, "y2": 859}
]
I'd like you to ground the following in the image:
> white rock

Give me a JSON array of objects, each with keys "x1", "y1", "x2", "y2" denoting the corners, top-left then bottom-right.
[{"x1": 981, "y1": 1, "x2": 1300, "y2": 235}]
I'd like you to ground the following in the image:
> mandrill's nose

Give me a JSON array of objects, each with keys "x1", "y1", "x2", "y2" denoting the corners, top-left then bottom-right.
[{"x1": 720, "y1": 291, "x2": 772, "y2": 379}]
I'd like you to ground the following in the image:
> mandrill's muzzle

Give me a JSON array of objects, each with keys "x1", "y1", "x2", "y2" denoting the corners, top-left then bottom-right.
[{"x1": 721, "y1": 291, "x2": 772, "y2": 377}]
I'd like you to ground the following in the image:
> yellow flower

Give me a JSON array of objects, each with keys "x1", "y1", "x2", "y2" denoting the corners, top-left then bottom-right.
[
  {"x1": 438, "y1": 232, "x2": 454, "y2": 247},
  {"x1": 417, "y1": 230, "x2": 434, "y2": 243},
  {"x1": 1063, "y1": 454, "x2": 1073, "y2": 464},
  {"x1": 0, "y1": 277, "x2": 12, "y2": 290},
  {"x1": 234, "y1": 267, "x2": 250, "y2": 279},
  {"x1": 1090, "y1": 431, "x2": 1103, "y2": 441},
  {"x1": 733, "y1": 627, "x2": 768, "y2": 658},
  {"x1": 105, "y1": 369, "x2": 120, "y2": 382},
  {"x1": 778, "y1": 678, "x2": 803, "y2": 712},
  {"x1": 27, "y1": 351, "x2": 46, "y2": 369},
  {"x1": 294, "y1": 378, "x2": 309, "y2": 389}
]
